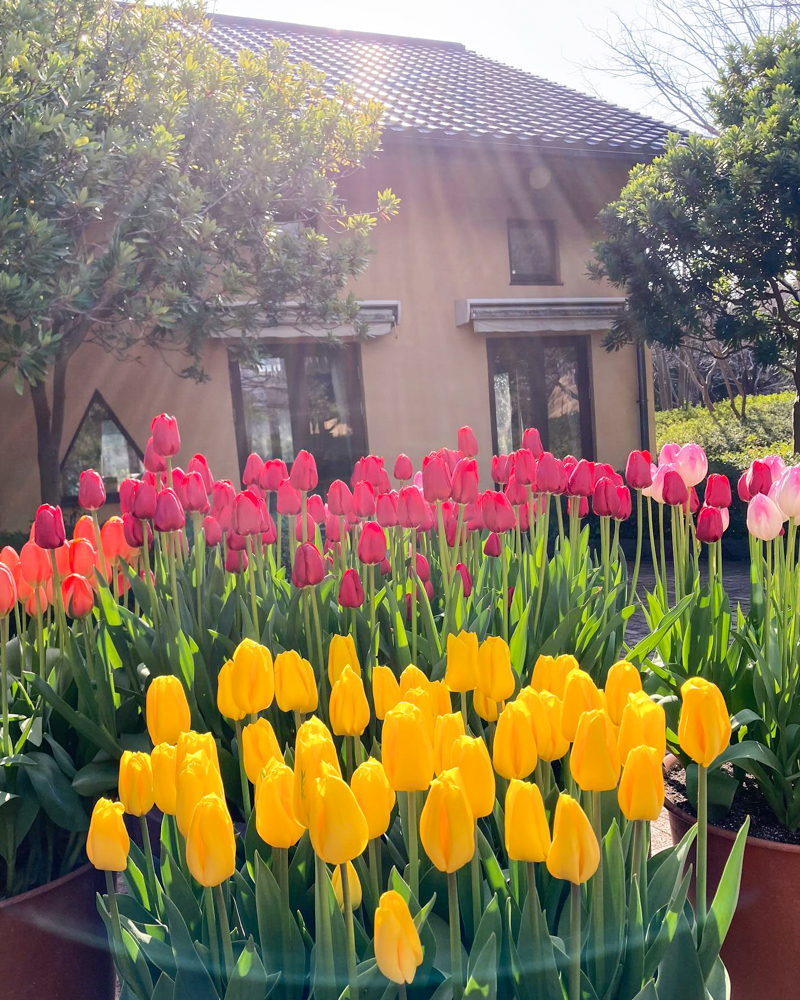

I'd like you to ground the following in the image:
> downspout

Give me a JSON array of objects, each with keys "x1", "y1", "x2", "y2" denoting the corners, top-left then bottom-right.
[{"x1": 635, "y1": 342, "x2": 651, "y2": 452}]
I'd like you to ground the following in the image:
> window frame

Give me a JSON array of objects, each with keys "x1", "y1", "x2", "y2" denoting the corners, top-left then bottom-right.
[
  {"x1": 486, "y1": 333, "x2": 595, "y2": 459},
  {"x1": 506, "y1": 219, "x2": 561, "y2": 286}
]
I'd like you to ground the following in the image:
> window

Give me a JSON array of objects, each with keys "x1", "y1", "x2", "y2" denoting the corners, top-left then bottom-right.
[
  {"x1": 487, "y1": 336, "x2": 593, "y2": 458},
  {"x1": 230, "y1": 341, "x2": 368, "y2": 489},
  {"x1": 60, "y1": 392, "x2": 143, "y2": 504},
  {"x1": 507, "y1": 220, "x2": 559, "y2": 285}
]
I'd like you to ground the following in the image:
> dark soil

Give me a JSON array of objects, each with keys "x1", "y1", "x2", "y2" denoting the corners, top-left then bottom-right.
[{"x1": 665, "y1": 763, "x2": 800, "y2": 846}]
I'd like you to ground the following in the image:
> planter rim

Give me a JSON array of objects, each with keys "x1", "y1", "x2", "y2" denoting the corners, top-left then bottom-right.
[
  {"x1": 663, "y1": 752, "x2": 800, "y2": 856},
  {"x1": 0, "y1": 860, "x2": 94, "y2": 911}
]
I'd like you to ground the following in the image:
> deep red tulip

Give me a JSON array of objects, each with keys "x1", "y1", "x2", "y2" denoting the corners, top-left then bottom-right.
[
  {"x1": 522, "y1": 427, "x2": 543, "y2": 459},
  {"x1": 294, "y1": 512, "x2": 316, "y2": 543},
  {"x1": 481, "y1": 490, "x2": 515, "y2": 532},
  {"x1": 568, "y1": 459, "x2": 594, "y2": 497},
  {"x1": 242, "y1": 452, "x2": 263, "y2": 487},
  {"x1": 227, "y1": 528, "x2": 247, "y2": 552},
  {"x1": 662, "y1": 469, "x2": 689, "y2": 507},
  {"x1": 225, "y1": 548, "x2": 247, "y2": 574},
  {"x1": 327, "y1": 480, "x2": 353, "y2": 517},
  {"x1": 491, "y1": 454, "x2": 513, "y2": 484},
  {"x1": 614, "y1": 485, "x2": 632, "y2": 521},
  {"x1": 232, "y1": 490, "x2": 261, "y2": 535},
  {"x1": 187, "y1": 454, "x2": 214, "y2": 492},
  {"x1": 568, "y1": 495, "x2": 589, "y2": 518},
  {"x1": 513, "y1": 448, "x2": 537, "y2": 487},
  {"x1": 376, "y1": 491, "x2": 399, "y2": 527},
  {"x1": 292, "y1": 542, "x2": 324, "y2": 587},
  {"x1": 203, "y1": 515, "x2": 222, "y2": 546},
  {"x1": 119, "y1": 479, "x2": 137, "y2": 515},
  {"x1": 393, "y1": 453, "x2": 413, "y2": 481},
  {"x1": 455, "y1": 562, "x2": 472, "y2": 597},
  {"x1": 397, "y1": 486, "x2": 427, "y2": 528},
  {"x1": 414, "y1": 553, "x2": 430, "y2": 581},
  {"x1": 183, "y1": 471, "x2": 210, "y2": 513},
  {"x1": 154, "y1": 489, "x2": 185, "y2": 532},
  {"x1": 458, "y1": 426, "x2": 478, "y2": 457},
  {"x1": 358, "y1": 521, "x2": 387, "y2": 565},
  {"x1": 143, "y1": 437, "x2": 167, "y2": 474},
  {"x1": 444, "y1": 511, "x2": 467, "y2": 548},
  {"x1": 34, "y1": 504, "x2": 66, "y2": 549},
  {"x1": 325, "y1": 514, "x2": 341, "y2": 543},
  {"x1": 536, "y1": 452, "x2": 562, "y2": 494},
  {"x1": 504, "y1": 474, "x2": 527, "y2": 507},
  {"x1": 339, "y1": 567, "x2": 364, "y2": 608},
  {"x1": 688, "y1": 486, "x2": 700, "y2": 514},
  {"x1": 276, "y1": 479, "x2": 302, "y2": 516},
  {"x1": 422, "y1": 454, "x2": 452, "y2": 502},
  {"x1": 451, "y1": 458, "x2": 479, "y2": 505},
  {"x1": 625, "y1": 450, "x2": 653, "y2": 490},
  {"x1": 484, "y1": 532, "x2": 502, "y2": 557},
  {"x1": 122, "y1": 513, "x2": 151, "y2": 550},
  {"x1": 78, "y1": 469, "x2": 106, "y2": 510},
  {"x1": 592, "y1": 478, "x2": 619, "y2": 518},
  {"x1": 151, "y1": 413, "x2": 180, "y2": 457},
  {"x1": 62, "y1": 574, "x2": 94, "y2": 619},
  {"x1": 353, "y1": 480, "x2": 376, "y2": 518},
  {"x1": 705, "y1": 473, "x2": 731, "y2": 508},
  {"x1": 746, "y1": 460, "x2": 772, "y2": 498},
  {"x1": 696, "y1": 505, "x2": 724, "y2": 543},
  {"x1": 737, "y1": 472, "x2": 751, "y2": 502},
  {"x1": 289, "y1": 449, "x2": 318, "y2": 492},
  {"x1": 260, "y1": 458, "x2": 288, "y2": 492},
  {"x1": 0, "y1": 565, "x2": 16, "y2": 617}
]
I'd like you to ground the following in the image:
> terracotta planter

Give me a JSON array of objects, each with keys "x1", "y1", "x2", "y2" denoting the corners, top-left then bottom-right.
[
  {"x1": 664, "y1": 755, "x2": 800, "y2": 1000},
  {"x1": 0, "y1": 863, "x2": 115, "y2": 1000}
]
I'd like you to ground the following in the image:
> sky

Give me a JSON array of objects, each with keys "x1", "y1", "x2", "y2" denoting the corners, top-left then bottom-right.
[{"x1": 209, "y1": 0, "x2": 671, "y2": 125}]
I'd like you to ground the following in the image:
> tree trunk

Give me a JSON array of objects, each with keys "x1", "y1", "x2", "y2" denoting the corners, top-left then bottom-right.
[{"x1": 29, "y1": 355, "x2": 70, "y2": 505}]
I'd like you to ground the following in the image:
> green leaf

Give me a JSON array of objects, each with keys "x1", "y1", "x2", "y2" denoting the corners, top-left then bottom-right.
[
  {"x1": 511, "y1": 882, "x2": 561, "y2": 1000},
  {"x1": 509, "y1": 597, "x2": 531, "y2": 675},
  {"x1": 463, "y1": 932, "x2": 496, "y2": 1000},
  {"x1": 697, "y1": 816, "x2": 750, "y2": 979},
  {"x1": 655, "y1": 911, "x2": 705, "y2": 1000},
  {"x1": 467, "y1": 894, "x2": 501, "y2": 983},
  {"x1": 25, "y1": 751, "x2": 89, "y2": 831},
  {"x1": 153, "y1": 973, "x2": 177, "y2": 1000},
  {"x1": 224, "y1": 938, "x2": 269, "y2": 1000},
  {"x1": 255, "y1": 852, "x2": 306, "y2": 999},
  {"x1": 164, "y1": 894, "x2": 219, "y2": 1000},
  {"x1": 72, "y1": 760, "x2": 119, "y2": 796},
  {"x1": 27, "y1": 674, "x2": 121, "y2": 758}
]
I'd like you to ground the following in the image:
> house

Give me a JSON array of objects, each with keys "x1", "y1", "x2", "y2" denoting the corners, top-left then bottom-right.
[{"x1": 0, "y1": 16, "x2": 675, "y2": 529}]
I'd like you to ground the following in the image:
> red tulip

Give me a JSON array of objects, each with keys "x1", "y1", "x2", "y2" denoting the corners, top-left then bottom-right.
[
  {"x1": 183, "y1": 471, "x2": 210, "y2": 513},
  {"x1": 412, "y1": 554, "x2": 429, "y2": 582},
  {"x1": 276, "y1": 479, "x2": 301, "y2": 516},
  {"x1": 491, "y1": 454, "x2": 513, "y2": 484},
  {"x1": 119, "y1": 479, "x2": 137, "y2": 515},
  {"x1": 34, "y1": 504, "x2": 66, "y2": 550},
  {"x1": 170, "y1": 467, "x2": 188, "y2": 504},
  {"x1": 422, "y1": 454, "x2": 452, "y2": 502},
  {"x1": 187, "y1": 454, "x2": 214, "y2": 492},
  {"x1": 393, "y1": 453, "x2": 413, "y2": 481},
  {"x1": 132, "y1": 480, "x2": 157, "y2": 521},
  {"x1": 481, "y1": 490, "x2": 515, "y2": 532},
  {"x1": 22, "y1": 584, "x2": 49, "y2": 617},
  {"x1": 397, "y1": 486, "x2": 426, "y2": 528},
  {"x1": 567, "y1": 495, "x2": 589, "y2": 518},
  {"x1": 705, "y1": 474, "x2": 731, "y2": 508},
  {"x1": 294, "y1": 512, "x2": 316, "y2": 542},
  {"x1": 536, "y1": 453, "x2": 562, "y2": 494},
  {"x1": 662, "y1": 469, "x2": 689, "y2": 507},
  {"x1": 746, "y1": 460, "x2": 771, "y2": 498},
  {"x1": 289, "y1": 450, "x2": 318, "y2": 492},
  {"x1": 203, "y1": 516, "x2": 222, "y2": 547},
  {"x1": 0, "y1": 564, "x2": 16, "y2": 617},
  {"x1": 736, "y1": 472, "x2": 751, "y2": 502},
  {"x1": 484, "y1": 532, "x2": 502, "y2": 557},
  {"x1": 62, "y1": 574, "x2": 94, "y2": 619},
  {"x1": 211, "y1": 480, "x2": 235, "y2": 529},
  {"x1": 451, "y1": 458, "x2": 479, "y2": 505},
  {"x1": 504, "y1": 474, "x2": 527, "y2": 507},
  {"x1": 358, "y1": 522, "x2": 387, "y2": 565},
  {"x1": 242, "y1": 452, "x2": 263, "y2": 487},
  {"x1": 517, "y1": 502, "x2": 530, "y2": 532},
  {"x1": 143, "y1": 436, "x2": 166, "y2": 474},
  {"x1": 151, "y1": 413, "x2": 180, "y2": 457},
  {"x1": 696, "y1": 505, "x2": 724, "y2": 543},
  {"x1": 376, "y1": 491, "x2": 399, "y2": 527},
  {"x1": 592, "y1": 478, "x2": 619, "y2": 518},
  {"x1": 614, "y1": 485, "x2": 632, "y2": 520},
  {"x1": 259, "y1": 458, "x2": 288, "y2": 492},
  {"x1": 513, "y1": 448, "x2": 537, "y2": 487},
  {"x1": 292, "y1": 542, "x2": 324, "y2": 587},
  {"x1": 455, "y1": 562, "x2": 472, "y2": 597},
  {"x1": 353, "y1": 480, "x2": 376, "y2": 518},
  {"x1": 465, "y1": 500, "x2": 484, "y2": 531},
  {"x1": 225, "y1": 548, "x2": 248, "y2": 573},
  {"x1": 325, "y1": 514, "x2": 341, "y2": 543},
  {"x1": 625, "y1": 451, "x2": 653, "y2": 490},
  {"x1": 0, "y1": 547, "x2": 20, "y2": 588},
  {"x1": 154, "y1": 489, "x2": 185, "y2": 532},
  {"x1": 522, "y1": 427, "x2": 543, "y2": 459},
  {"x1": 227, "y1": 527, "x2": 247, "y2": 551},
  {"x1": 327, "y1": 480, "x2": 353, "y2": 517},
  {"x1": 568, "y1": 460, "x2": 594, "y2": 497},
  {"x1": 78, "y1": 470, "x2": 106, "y2": 510},
  {"x1": 688, "y1": 486, "x2": 700, "y2": 514},
  {"x1": 122, "y1": 513, "x2": 151, "y2": 550},
  {"x1": 231, "y1": 490, "x2": 261, "y2": 535},
  {"x1": 419, "y1": 503, "x2": 436, "y2": 532},
  {"x1": 364, "y1": 455, "x2": 386, "y2": 487},
  {"x1": 339, "y1": 568, "x2": 364, "y2": 608},
  {"x1": 458, "y1": 426, "x2": 478, "y2": 457}
]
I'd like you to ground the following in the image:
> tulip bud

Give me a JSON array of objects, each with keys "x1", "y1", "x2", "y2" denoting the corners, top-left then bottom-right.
[
  {"x1": 175, "y1": 749, "x2": 225, "y2": 836},
  {"x1": 396, "y1": 486, "x2": 427, "y2": 528},
  {"x1": 481, "y1": 491, "x2": 515, "y2": 533},
  {"x1": 118, "y1": 750, "x2": 155, "y2": 817},
  {"x1": 256, "y1": 758, "x2": 304, "y2": 848},
  {"x1": 331, "y1": 858, "x2": 362, "y2": 911},
  {"x1": 382, "y1": 702, "x2": 434, "y2": 791},
  {"x1": 152, "y1": 742, "x2": 178, "y2": 815},
  {"x1": 618, "y1": 744, "x2": 664, "y2": 821},
  {"x1": 274, "y1": 650, "x2": 318, "y2": 714},
  {"x1": 661, "y1": 469, "x2": 689, "y2": 507},
  {"x1": 450, "y1": 735, "x2": 495, "y2": 817},
  {"x1": 705, "y1": 473, "x2": 731, "y2": 509},
  {"x1": 146, "y1": 675, "x2": 191, "y2": 746},
  {"x1": 696, "y1": 505, "x2": 724, "y2": 543},
  {"x1": 456, "y1": 426, "x2": 477, "y2": 457},
  {"x1": 568, "y1": 459, "x2": 594, "y2": 497},
  {"x1": 483, "y1": 532, "x2": 502, "y2": 558},
  {"x1": 34, "y1": 504, "x2": 66, "y2": 550},
  {"x1": 144, "y1": 437, "x2": 166, "y2": 473},
  {"x1": 229, "y1": 638, "x2": 274, "y2": 714},
  {"x1": 604, "y1": 660, "x2": 642, "y2": 727},
  {"x1": 368, "y1": 665, "x2": 398, "y2": 720},
  {"x1": 473, "y1": 688, "x2": 499, "y2": 722},
  {"x1": 328, "y1": 633, "x2": 360, "y2": 685},
  {"x1": 419, "y1": 768, "x2": 475, "y2": 872},
  {"x1": 277, "y1": 479, "x2": 302, "y2": 516},
  {"x1": 242, "y1": 452, "x2": 263, "y2": 488},
  {"x1": 512, "y1": 448, "x2": 535, "y2": 488},
  {"x1": 61, "y1": 573, "x2": 94, "y2": 619},
  {"x1": 225, "y1": 548, "x2": 247, "y2": 573},
  {"x1": 531, "y1": 653, "x2": 577, "y2": 700},
  {"x1": 678, "y1": 677, "x2": 731, "y2": 767},
  {"x1": 151, "y1": 413, "x2": 181, "y2": 457},
  {"x1": 374, "y1": 890, "x2": 424, "y2": 985},
  {"x1": 517, "y1": 687, "x2": 569, "y2": 761},
  {"x1": 618, "y1": 690, "x2": 666, "y2": 764},
  {"x1": 291, "y1": 542, "x2": 323, "y2": 587},
  {"x1": 675, "y1": 443, "x2": 708, "y2": 488},
  {"x1": 242, "y1": 717, "x2": 282, "y2": 783},
  {"x1": 433, "y1": 711, "x2": 466, "y2": 775},
  {"x1": 477, "y1": 636, "x2": 514, "y2": 702},
  {"x1": 561, "y1": 668, "x2": 603, "y2": 742},
  {"x1": 176, "y1": 729, "x2": 220, "y2": 776},
  {"x1": 393, "y1": 454, "x2": 414, "y2": 481},
  {"x1": 358, "y1": 521, "x2": 386, "y2": 565},
  {"x1": 451, "y1": 458, "x2": 479, "y2": 505},
  {"x1": 493, "y1": 700, "x2": 538, "y2": 779},
  {"x1": 327, "y1": 479, "x2": 353, "y2": 516},
  {"x1": 308, "y1": 762, "x2": 369, "y2": 864},
  {"x1": 491, "y1": 454, "x2": 513, "y2": 484},
  {"x1": 216, "y1": 659, "x2": 247, "y2": 721},
  {"x1": 259, "y1": 459, "x2": 288, "y2": 493},
  {"x1": 0, "y1": 564, "x2": 16, "y2": 617},
  {"x1": 330, "y1": 664, "x2": 370, "y2": 737},
  {"x1": 87, "y1": 798, "x2": 130, "y2": 872},
  {"x1": 445, "y1": 630, "x2": 479, "y2": 693},
  {"x1": 504, "y1": 778, "x2": 551, "y2": 862},
  {"x1": 78, "y1": 469, "x2": 106, "y2": 510},
  {"x1": 289, "y1": 449, "x2": 318, "y2": 492},
  {"x1": 747, "y1": 494, "x2": 783, "y2": 541},
  {"x1": 625, "y1": 450, "x2": 652, "y2": 490},
  {"x1": 546, "y1": 793, "x2": 599, "y2": 884},
  {"x1": 232, "y1": 490, "x2": 261, "y2": 535},
  {"x1": 421, "y1": 454, "x2": 452, "y2": 503},
  {"x1": 351, "y1": 757, "x2": 396, "y2": 839},
  {"x1": 186, "y1": 793, "x2": 236, "y2": 887},
  {"x1": 570, "y1": 709, "x2": 620, "y2": 791},
  {"x1": 187, "y1": 454, "x2": 213, "y2": 492}
]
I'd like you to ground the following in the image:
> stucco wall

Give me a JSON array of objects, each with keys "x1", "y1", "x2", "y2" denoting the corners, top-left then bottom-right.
[{"x1": 0, "y1": 140, "x2": 646, "y2": 531}]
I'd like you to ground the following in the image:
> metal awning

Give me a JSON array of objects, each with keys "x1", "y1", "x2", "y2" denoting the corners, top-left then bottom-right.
[
  {"x1": 217, "y1": 300, "x2": 401, "y2": 340},
  {"x1": 454, "y1": 297, "x2": 624, "y2": 333}
]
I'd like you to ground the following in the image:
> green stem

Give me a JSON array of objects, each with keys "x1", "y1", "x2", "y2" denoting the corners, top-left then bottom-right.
[
  {"x1": 368, "y1": 837, "x2": 380, "y2": 904},
  {"x1": 569, "y1": 882, "x2": 581, "y2": 1000},
  {"x1": 697, "y1": 763, "x2": 708, "y2": 940},
  {"x1": 369, "y1": 564, "x2": 377, "y2": 671},
  {"x1": 106, "y1": 870, "x2": 144, "y2": 999},
  {"x1": 205, "y1": 885, "x2": 222, "y2": 991},
  {"x1": 235, "y1": 719, "x2": 252, "y2": 820},
  {"x1": 470, "y1": 828, "x2": 481, "y2": 941},
  {"x1": 315, "y1": 854, "x2": 335, "y2": 993},
  {"x1": 92, "y1": 510, "x2": 108, "y2": 581},
  {"x1": 341, "y1": 862, "x2": 360, "y2": 1000},
  {"x1": 410, "y1": 528, "x2": 418, "y2": 663},
  {"x1": 193, "y1": 512, "x2": 204, "y2": 633},
  {"x1": 166, "y1": 533, "x2": 180, "y2": 613},
  {"x1": 309, "y1": 586, "x2": 327, "y2": 704},
  {"x1": 213, "y1": 882, "x2": 235, "y2": 983},
  {"x1": 406, "y1": 790, "x2": 419, "y2": 900},
  {"x1": 500, "y1": 542, "x2": 509, "y2": 643},
  {"x1": 591, "y1": 790, "x2": 604, "y2": 988},
  {"x1": 140, "y1": 525, "x2": 159, "y2": 627},
  {"x1": 35, "y1": 605, "x2": 45, "y2": 680},
  {"x1": 140, "y1": 815, "x2": 160, "y2": 917},
  {"x1": 246, "y1": 536, "x2": 259, "y2": 638},
  {"x1": 460, "y1": 691, "x2": 469, "y2": 731},
  {"x1": 448, "y1": 871, "x2": 463, "y2": 1000},
  {"x1": 1, "y1": 616, "x2": 9, "y2": 757}
]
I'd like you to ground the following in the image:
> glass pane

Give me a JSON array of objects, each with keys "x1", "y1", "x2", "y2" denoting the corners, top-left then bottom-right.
[
  {"x1": 61, "y1": 397, "x2": 142, "y2": 498},
  {"x1": 508, "y1": 222, "x2": 557, "y2": 283},
  {"x1": 492, "y1": 371, "x2": 514, "y2": 455},
  {"x1": 544, "y1": 344, "x2": 582, "y2": 457},
  {"x1": 240, "y1": 354, "x2": 295, "y2": 462}
]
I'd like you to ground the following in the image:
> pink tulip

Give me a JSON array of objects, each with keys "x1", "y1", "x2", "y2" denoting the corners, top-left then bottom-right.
[
  {"x1": 674, "y1": 444, "x2": 708, "y2": 488},
  {"x1": 646, "y1": 463, "x2": 673, "y2": 503},
  {"x1": 658, "y1": 442, "x2": 681, "y2": 466},
  {"x1": 776, "y1": 466, "x2": 800, "y2": 519},
  {"x1": 747, "y1": 494, "x2": 784, "y2": 541},
  {"x1": 762, "y1": 455, "x2": 786, "y2": 483}
]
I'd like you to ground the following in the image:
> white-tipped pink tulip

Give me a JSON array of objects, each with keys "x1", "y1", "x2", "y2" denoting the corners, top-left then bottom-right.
[
  {"x1": 747, "y1": 494, "x2": 784, "y2": 541},
  {"x1": 674, "y1": 443, "x2": 708, "y2": 487},
  {"x1": 767, "y1": 480, "x2": 789, "y2": 521},
  {"x1": 720, "y1": 507, "x2": 730, "y2": 532},
  {"x1": 658, "y1": 442, "x2": 681, "y2": 466},
  {"x1": 763, "y1": 454, "x2": 787, "y2": 484},
  {"x1": 645, "y1": 462, "x2": 673, "y2": 503}
]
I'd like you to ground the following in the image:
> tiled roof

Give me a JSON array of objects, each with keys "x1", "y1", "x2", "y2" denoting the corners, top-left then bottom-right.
[{"x1": 208, "y1": 15, "x2": 678, "y2": 156}]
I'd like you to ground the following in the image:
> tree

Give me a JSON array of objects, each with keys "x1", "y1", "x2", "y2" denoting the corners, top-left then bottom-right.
[
  {"x1": 591, "y1": 25, "x2": 800, "y2": 451},
  {"x1": 0, "y1": 0, "x2": 399, "y2": 502}
]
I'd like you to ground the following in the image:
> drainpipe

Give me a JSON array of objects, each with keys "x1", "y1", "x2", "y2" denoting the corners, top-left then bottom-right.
[{"x1": 635, "y1": 343, "x2": 651, "y2": 452}]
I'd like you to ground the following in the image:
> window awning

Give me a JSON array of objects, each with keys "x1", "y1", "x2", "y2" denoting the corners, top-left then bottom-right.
[
  {"x1": 454, "y1": 297, "x2": 624, "y2": 333},
  {"x1": 217, "y1": 300, "x2": 401, "y2": 340}
]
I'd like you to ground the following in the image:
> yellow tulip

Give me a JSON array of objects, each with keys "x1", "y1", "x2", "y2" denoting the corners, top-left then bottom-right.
[
  {"x1": 518, "y1": 687, "x2": 569, "y2": 762},
  {"x1": 274, "y1": 650, "x2": 318, "y2": 714},
  {"x1": 618, "y1": 745, "x2": 664, "y2": 821},
  {"x1": 329, "y1": 664, "x2": 370, "y2": 737},
  {"x1": 351, "y1": 757, "x2": 396, "y2": 839},
  {"x1": 419, "y1": 767, "x2": 475, "y2": 872},
  {"x1": 332, "y1": 859, "x2": 362, "y2": 910},
  {"x1": 255, "y1": 758, "x2": 304, "y2": 848},
  {"x1": 118, "y1": 750, "x2": 155, "y2": 817},
  {"x1": 473, "y1": 689, "x2": 499, "y2": 722},
  {"x1": 561, "y1": 668, "x2": 603, "y2": 742},
  {"x1": 504, "y1": 779, "x2": 551, "y2": 862},
  {"x1": 229, "y1": 638, "x2": 274, "y2": 714},
  {"x1": 400, "y1": 686, "x2": 436, "y2": 743},
  {"x1": 87, "y1": 798, "x2": 130, "y2": 872},
  {"x1": 297, "y1": 714, "x2": 334, "y2": 746},
  {"x1": 429, "y1": 679, "x2": 452, "y2": 718},
  {"x1": 399, "y1": 664, "x2": 430, "y2": 697},
  {"x1": 242, "y1": 717, "x2": 282, "y2": 784},
  {"x1": 382, "y1": 702, "x2": 434, "y2": 792},
  {"x1": 176, "y1": 730, "x2": 220, "y2": 776},
  {"x1": 477, "y1": 636, "x2": 515, "y2": 702},
  {"x1": 618, "y1": 691, "x2": 667, "y2": 764},
  {"x1": 176, "y1": 749, "x2": 225, "y2": 836},
  {"x1": 570, "y1": 708, "x2": 620, "y2": 792},
  {"x1": 328, "y1": 633, "x2": 360, "y2": 685},
  {"x1": 309, "y1": 762, "x2": 369, "y2": 865},
  {"x1": 186, "y1": 793, "x2": 236, "y2": 887},
  {"x1": 450, "y1": 735, "x2": 495, "y2": 818},
  {"x1": 445, "y1": 631, "x2": 479, "y2": 692},
  {"x1": 546, "y1": 793, "x2": 599, "y2": 884},
  {"x1": 293, "y1": 731, "x2": 341, "y2": 826},
  {"x1": 152, "y1": 742, "x2": 178, "y2": 815},
  {"x1": 604, "y1": 660, "x2": 643, "y2": 727},
  {"x1": 374, "y1": 890, "x2": 424, "y2": 984},
  {"x1": 433, "y1": 712, "x2": 466, "y2": 775},
  {"x1": 217, "y1": 659, "x2": 247, "y2": 721},
  {"x1": 146, "y1": 675, "x2": 191, "y2": 746},
  {"x1": 373, "y1": 666, "x2": 401, "y2": 720},
  {"x1": 530, "y1": 653, "x2": 577, "y2": 699},
  {"x1": 678, "y1": 677, "x2": 731, "y2": 767},
  {"x1": 493, "y1": 700, "x2": 538, "y2": 780}
]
